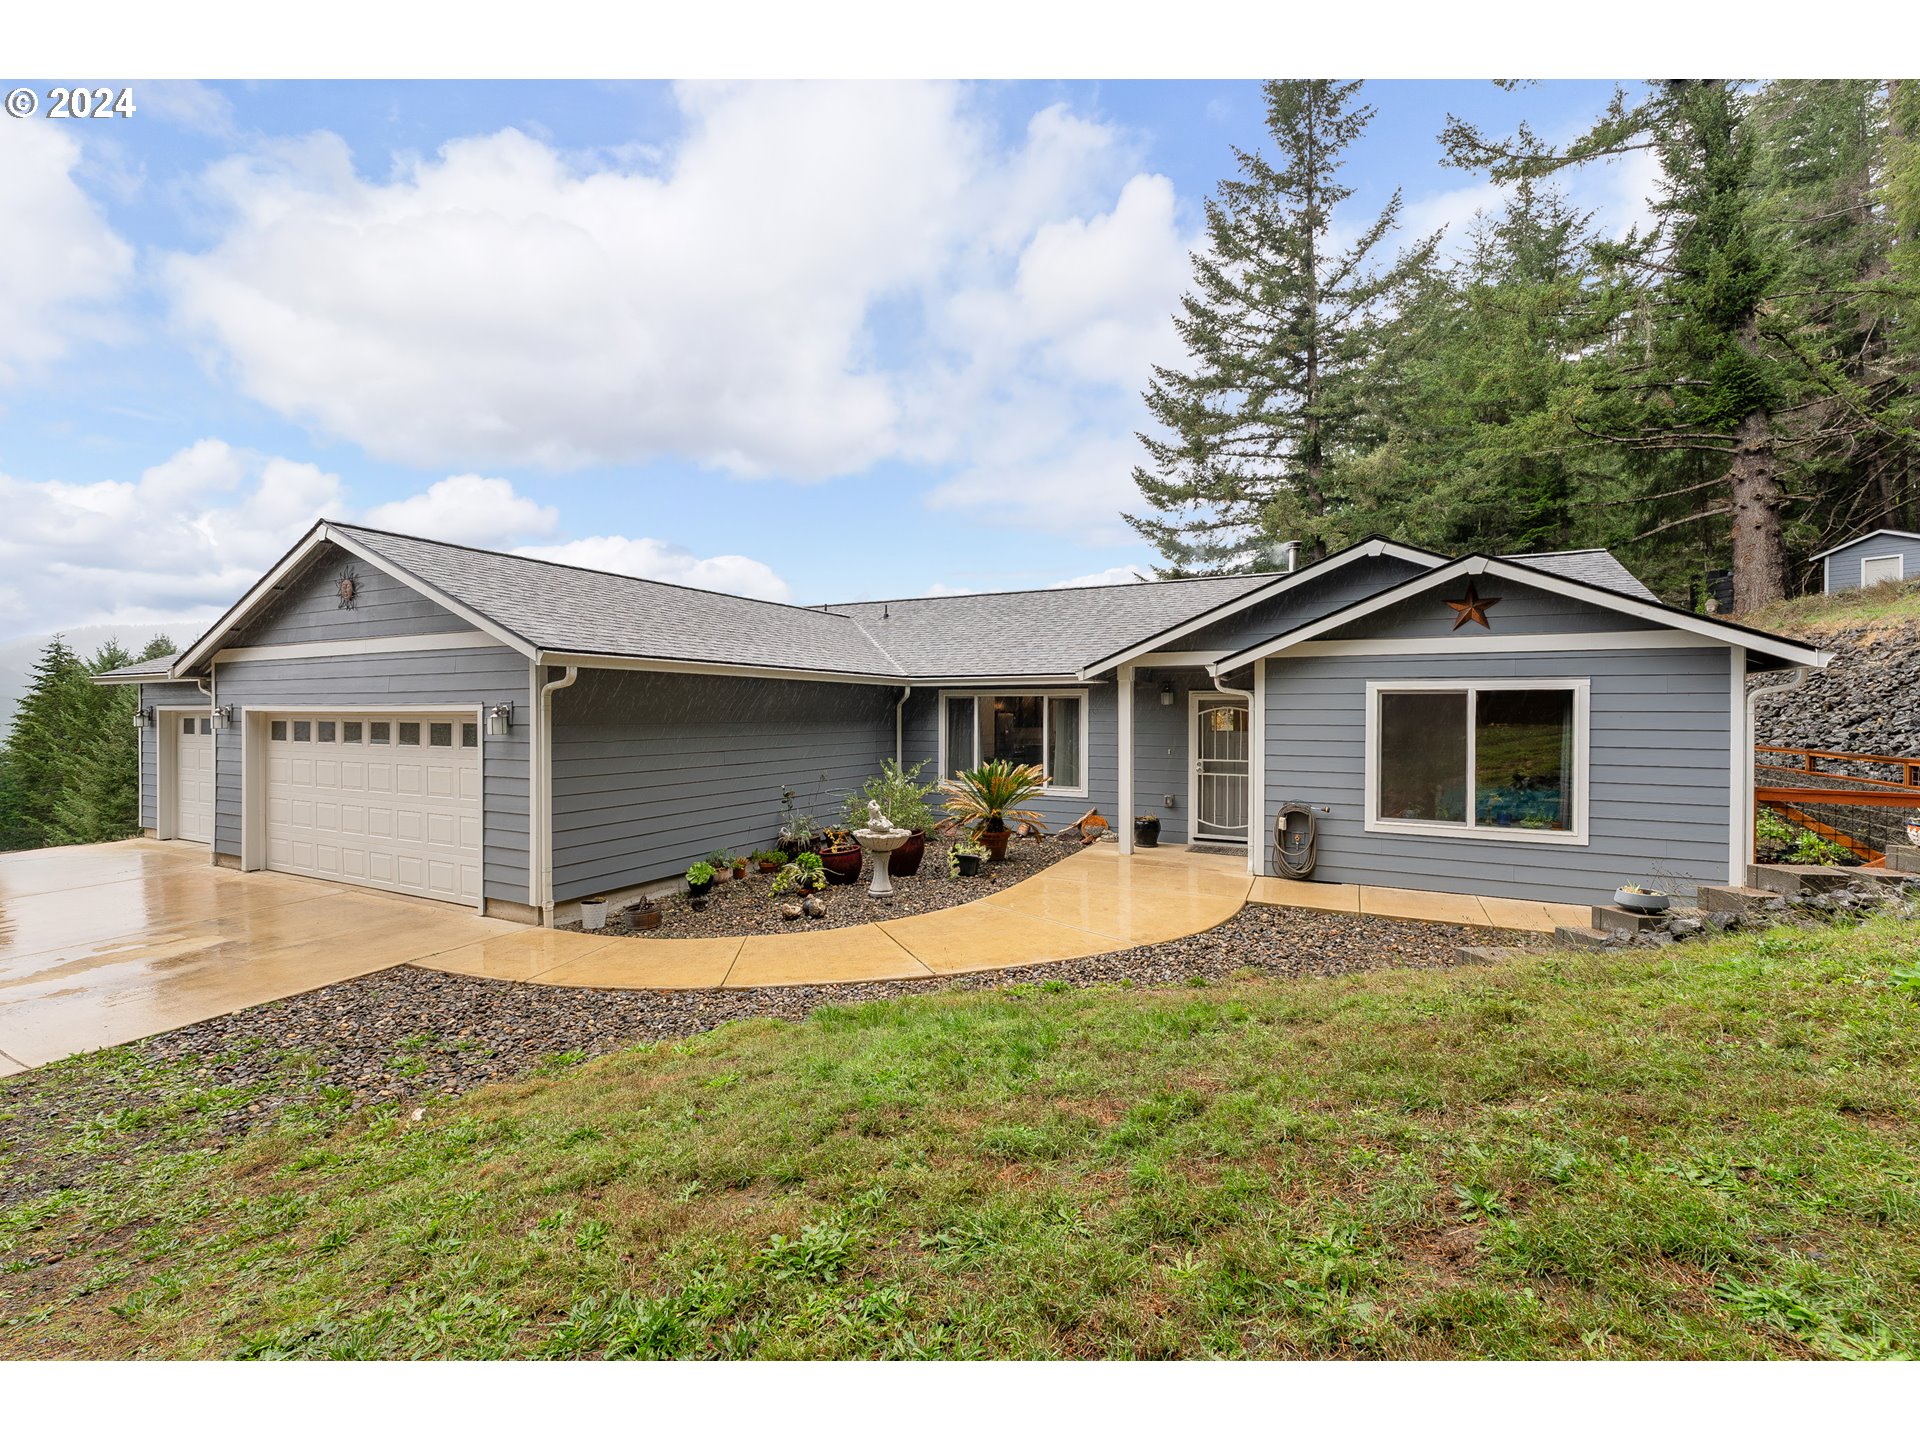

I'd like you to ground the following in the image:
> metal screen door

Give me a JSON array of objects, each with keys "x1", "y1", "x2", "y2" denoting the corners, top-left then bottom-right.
[{"x1": 1191, "y1": 693, "x2": 1250, "y2": 843}]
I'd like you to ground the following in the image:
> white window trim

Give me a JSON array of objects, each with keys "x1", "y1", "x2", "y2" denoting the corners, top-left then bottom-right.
[
  {"x1": 936, "y1": 688, "x2": 1090, "y2": 798},
  {"x1": 1363, "y1": 678, "x2": 1591, "y2": 847},
  {"x1": 1859, "y1": 553, "x2": 1905, "y2": 586}
]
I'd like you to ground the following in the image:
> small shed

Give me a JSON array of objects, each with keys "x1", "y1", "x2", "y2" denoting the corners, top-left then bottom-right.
[{"x1": 1811, "y1": 529, "x2": 1920, "y2": 594}]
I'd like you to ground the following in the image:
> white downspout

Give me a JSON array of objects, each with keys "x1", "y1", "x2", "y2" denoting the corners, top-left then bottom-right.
[
  {"x1": 1208, "y1": 664, "x2": 1257, "y2": 875},
  {"x1": 537, "y1": 663, "x2": 579, "y2": 927},
  {"x1": 1745, "y1": 663, "x2": 1811, "y2": 882},
  {"x1": 894, "y1": 685, "x2": 913, "y2": 767}
]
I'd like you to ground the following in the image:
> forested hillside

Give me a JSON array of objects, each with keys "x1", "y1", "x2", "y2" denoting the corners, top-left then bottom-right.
[
  {"x1": 0, "y1": 635, "x2": 175, "y2": 852},
  {"x1": 1130, "y1": 79, "x2": 1920, "y2": 611}
]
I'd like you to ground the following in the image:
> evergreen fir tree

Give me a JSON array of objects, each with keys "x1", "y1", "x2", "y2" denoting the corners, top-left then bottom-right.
[
  {"x1": 1127, "y1": 79, "x2": 1438, "y2": 573},
  {"x1": 0, "y1": 637, "x2": 88, "y2": 850}
]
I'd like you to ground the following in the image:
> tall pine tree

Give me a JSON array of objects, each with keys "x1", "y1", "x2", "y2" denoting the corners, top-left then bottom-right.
[{"x1": 1128, "y1": 79, "x2": 1437, "y2": 573}]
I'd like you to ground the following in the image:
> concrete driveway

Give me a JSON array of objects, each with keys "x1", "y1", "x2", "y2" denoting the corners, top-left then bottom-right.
[{"x1": 0, "y1": 840, "x2": 518, "y2": 1072}]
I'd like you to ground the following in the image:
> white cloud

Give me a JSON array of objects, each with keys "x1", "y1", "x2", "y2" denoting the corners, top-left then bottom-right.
[
  {"x1": 514, "y1": 535, "x2": 791, "y2": 603},
  {"x1": 1049, "y1": 564, "x2": 1146, "y2": 589},
  {"x1": 0, "y1": 439, "x2": 343, "y2": 638},
  {"x1": 0, "y1": 123, "x2": 135, "y2": 385},
  {"x1": 138, "y1": 81, "x2": 239, "y2": 139},
  {"x1": 361, "y1": 474, "x2": 558, "y2": 547},
  {"x1": 160, "y1": 83, "x2": 1201, "y2": 549},
  {"x1": 924, "y1": 431, "x2": 1144, "y2": 542}
]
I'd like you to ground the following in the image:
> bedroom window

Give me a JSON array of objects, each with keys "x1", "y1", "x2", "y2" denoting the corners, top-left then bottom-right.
[
  {"x1": 1367, "y1": 680, "x2": 1587, "y2": 844},
  {"x1": 939, "y1": 692, "x2": 1086, "y2": 795}
]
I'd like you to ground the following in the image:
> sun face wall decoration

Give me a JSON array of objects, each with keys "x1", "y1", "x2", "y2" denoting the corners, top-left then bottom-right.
[
  {"x1": 1445, "y1": 581, "x2": 1500, "y2": 631},
  {"x1": 336, "y1": 566, "x2": 359, "y2": 610}
]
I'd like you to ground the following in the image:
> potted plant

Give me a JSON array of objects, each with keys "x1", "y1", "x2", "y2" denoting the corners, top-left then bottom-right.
[
  {"x1": 730, "y1": 854, "x2": 749, "y2": 880},
  {"x1": 625, "y1": 896, "x2": 663, "y2": 931},
  {"x1": 816, "y1": 826, "x2": 863, "y2": 885},
  {"x1": 753, "y1": 849, "x2": 785, "y2": 874},
  {"x1": 844, "y1": 758, "x2": 939, "y2": 876},
  {"x1": 949, "y1": 839, "x2": 988, "y2": 878},
  {"x1": 1613, "y1": 882, "x2": 1670, "y2": 914},
  {"x1": 776, "y1": 786, "x2": 816, "y2": 858},
  {"x1": 1134, "y1": 814, "x2": 1161, "y2": 848},
  {"x1": 770, "y1": 851, "x2": 827, "y2": 897},
  {"x1": 706, "y1": 848, "x2": 732, "y2": 884},
  {"x1": 686, "y1": 861, "x2": 716, "y2": 898},
  {"x1": 579, "y1": 895, "x2": 609, "y2": 930},
  {"x1": 939, "y1": 759, "x2": 1049, "y2": 861}
]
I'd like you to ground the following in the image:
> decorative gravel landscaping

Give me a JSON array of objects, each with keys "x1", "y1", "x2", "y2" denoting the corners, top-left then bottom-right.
[{"x1": 561, "y1": 833, "x2": 1085, "y2": 939}]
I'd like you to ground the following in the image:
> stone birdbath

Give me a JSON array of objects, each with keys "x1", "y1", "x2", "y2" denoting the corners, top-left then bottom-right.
[{"x1": 853, "y1": 800, "x2": 911, "y2": 902}]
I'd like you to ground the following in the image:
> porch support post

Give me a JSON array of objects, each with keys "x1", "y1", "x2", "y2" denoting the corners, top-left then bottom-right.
[
  {"x1": 1117, "y1": 663, "x2": 1135, "y2": 855},
  {"x1": 1251, "y1": 659, "x2": 1267, "y2": 877}
]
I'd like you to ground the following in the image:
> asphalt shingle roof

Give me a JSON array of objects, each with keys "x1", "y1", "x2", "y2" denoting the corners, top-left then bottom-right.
[
  {"x1": 95, "y1": 652, "x2": 182, "y2": 682},
  {"x1": 331, "y1": 524, "x2": 904, "y2": 677},
  {"x1": 164, "y1": 524, "x2": 1667, "y2": 683},
  {"x1": 1503, "y1": 548, "x2": 1659, "y2": 601},
  {"x1": 818, "y1": 572, "x2": 1279, "y2": 678}
]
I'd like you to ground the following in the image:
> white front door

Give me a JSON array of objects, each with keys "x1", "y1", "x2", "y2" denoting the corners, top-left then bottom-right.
[
  {"x1": 173, "y1": 714, "x2": 215, "y2": 844},
  {"x1": 263, "y1": 712, "x2": 482, "y2": 905},
  {"x1": 1190, "y1": 692, "x2": 1250, "y2": 844}
]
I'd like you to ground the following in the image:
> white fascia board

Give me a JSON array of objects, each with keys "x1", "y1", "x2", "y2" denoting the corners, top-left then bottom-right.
[
  {"x1": 171, "y1": 522, "x2": 332, "y2": 676},
  {"x1": 215, "y1": 631, "x2": 501, "y2": 664},
  {"x1": 1077, "y1": 539, "x2": 1447, "y2": 679},
  {"x1": 172, "y1": 523, "x2": 538, "y2": 679},
  {"x1": 1212, "y1": 556, "x2": 1831, "y2": 672},
  {"x1": 1807, "y1": 528, "x2": 1920, "y2": 563}
]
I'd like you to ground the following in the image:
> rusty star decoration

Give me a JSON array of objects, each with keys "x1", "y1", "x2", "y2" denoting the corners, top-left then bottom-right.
[{"x1": 1446, "y1": 581, "x2": 1501, "y2": 631}]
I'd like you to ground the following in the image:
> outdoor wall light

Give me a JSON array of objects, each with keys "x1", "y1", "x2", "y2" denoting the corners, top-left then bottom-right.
[
  {"x1": 1158, "y1": 681, "x2": 1175, "y2": 707},
  {"x1": 212, "y1": 704, "x2": 234, "y2": 730},
  {"x1": 133, "y1": 706, "x2": 153, "y2": 730},
  {"x1": 486, "y1": 702, "x2": 514, "y2": 737}
]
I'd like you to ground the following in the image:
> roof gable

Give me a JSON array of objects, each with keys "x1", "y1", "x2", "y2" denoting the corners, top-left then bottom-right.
[
  {"x1": 1808, "y1": 528, "x2": 1920, "y2": 562},
  {"x1": 1213, "y1": 554, "x2": 1829, "y2": 672}
]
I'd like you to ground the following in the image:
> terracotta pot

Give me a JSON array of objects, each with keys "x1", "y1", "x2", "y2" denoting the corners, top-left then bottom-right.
[
  {"x1": 732, "y1": 864, "x2": 747, "y2": 880},
  {"x1": 820, "y1": 846, "x2": 863, "y2": 885},
  {"x1": 888, "y1": 829, "x2": 927, "y2": 877},
  {"x1": 981, "y1": 828, "x2": 1011, "y2": 861},
  {"x1": 758, "y1": 859, "x2": 782, "y2": 874}
]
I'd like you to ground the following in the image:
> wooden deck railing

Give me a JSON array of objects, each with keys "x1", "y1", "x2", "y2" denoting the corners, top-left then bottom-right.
[{"x1": 1755, "y1": 745, "x2": 1920, "y2": 792}]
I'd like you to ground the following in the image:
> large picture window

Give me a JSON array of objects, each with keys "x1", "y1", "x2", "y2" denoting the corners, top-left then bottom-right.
[
  {"x1": 1366, "y1": 680, "x2": 1587, "y2": 844},
  {"x1": 940, "y1": 691, "x2": 1087, "y2": 795}
]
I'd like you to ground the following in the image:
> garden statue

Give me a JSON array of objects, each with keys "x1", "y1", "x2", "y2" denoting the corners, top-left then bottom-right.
[{"x1": 854, "y1": 801, "x2": 912, "y2": 901}]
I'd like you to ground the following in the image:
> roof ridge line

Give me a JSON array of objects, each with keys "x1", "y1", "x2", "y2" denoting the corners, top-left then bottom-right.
[{"x1": 816, "y1": 568, "x2": 1285, "y2": 611}]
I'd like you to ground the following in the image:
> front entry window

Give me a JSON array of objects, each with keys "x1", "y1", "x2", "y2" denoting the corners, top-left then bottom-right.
[{"x1": 941, "y1": 692, "x2": 1085, "y2": 794}]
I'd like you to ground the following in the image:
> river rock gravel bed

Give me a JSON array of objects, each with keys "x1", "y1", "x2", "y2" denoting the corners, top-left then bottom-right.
[
  {"x1": 561, "y1": 833, "x2": 1082, "y2": 939},
  {"x1": 0, "y1": 904, "x2": 1501, "y2": 1208}
]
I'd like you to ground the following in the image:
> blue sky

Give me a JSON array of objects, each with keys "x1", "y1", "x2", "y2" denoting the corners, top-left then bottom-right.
[{"x1": 0, "y1": 78, "x2": 1655, "y2": 654}]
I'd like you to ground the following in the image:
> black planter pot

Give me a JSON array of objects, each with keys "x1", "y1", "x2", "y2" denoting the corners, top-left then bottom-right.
[
  {"x1": 956, "y1": 852, "x2": 983, "y2": 877},
  {"x1": 1134, "y1": 819, "x2": 1161, "y2": 848},
  {"x1": 687, "y1": 876, "x2": 714, "y2": 898},
  {"x1": 888, "y1": 830, "x2": 927, "y2": 877}
]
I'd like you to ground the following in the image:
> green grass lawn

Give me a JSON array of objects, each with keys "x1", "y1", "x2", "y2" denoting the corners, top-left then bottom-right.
[
  {"x1": 5, "y1": 918, "x2": 1920, "y2": 1359},
  {"x1": 1745, "y1": 580, "x2": 1920, "y2": 636}
]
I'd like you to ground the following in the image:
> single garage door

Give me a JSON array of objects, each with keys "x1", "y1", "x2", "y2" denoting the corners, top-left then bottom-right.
[
  {"x1": 174, "y1": 713, "x2": 216, "y2": 844},
  {"x1": 264, "y1": 712, "x2": 482, "y2": 905}
]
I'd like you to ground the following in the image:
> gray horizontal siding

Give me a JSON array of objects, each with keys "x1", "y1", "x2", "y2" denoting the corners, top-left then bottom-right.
[
  {"x1": 1823, "y1": 535, "x2": 1920, "y2": 592},
  {"x1": 549, "y1": 671, "x2": 897, "y2": 900},
  {"x1": 233, "y1": 541, "x2": 476, "y2": 647},
  {"x1": 899, "y1": 684, "x2": 1118, "y2": 833},
  {"x1": 1325, "y1": 576, "x2": 1660, "y2": 643},
  {"x1": 1180, "y1": 555, "x2": 1429, "y2": 653},
  {"x1": 137, "y1": 681, "x2": 209, "y2": 829},
  {"x1": 1262, "y1": 646, "x2": 1736, "y2": 907},
  {"x1": 210, "y1": 647, "x2": 531, "y2": 902},
  {"x1": 1129, "y1": 666, "x2": 1216, "y2": 844}
]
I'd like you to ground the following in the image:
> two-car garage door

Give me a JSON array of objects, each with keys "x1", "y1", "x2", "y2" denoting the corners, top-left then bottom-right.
[{"x1": 263, "y1": 712, "x2": 482, "y2": 905}]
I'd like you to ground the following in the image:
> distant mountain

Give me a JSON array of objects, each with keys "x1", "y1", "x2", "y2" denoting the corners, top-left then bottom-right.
[{"x1": 0, "y1": 625, "x2": 191, "y2": 739}]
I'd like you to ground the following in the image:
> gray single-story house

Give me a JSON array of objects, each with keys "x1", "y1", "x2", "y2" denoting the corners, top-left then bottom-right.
[
  {"x1": 1811, "y1": 528, "x2": 1920, "y2": 594},
  {"x1": 98, "y1": 521, "x2": 1828, "y2": 921}
]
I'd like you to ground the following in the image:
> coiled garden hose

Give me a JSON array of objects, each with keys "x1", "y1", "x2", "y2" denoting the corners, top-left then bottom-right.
[{"x1": 1274, "y1": 802, "x2": 1319, "y2": 879}]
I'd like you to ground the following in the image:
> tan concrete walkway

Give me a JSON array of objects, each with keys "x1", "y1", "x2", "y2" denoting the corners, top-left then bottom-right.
[{"x1": 1, "y1": 838, "x2": 1585, "y2": 1072}]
